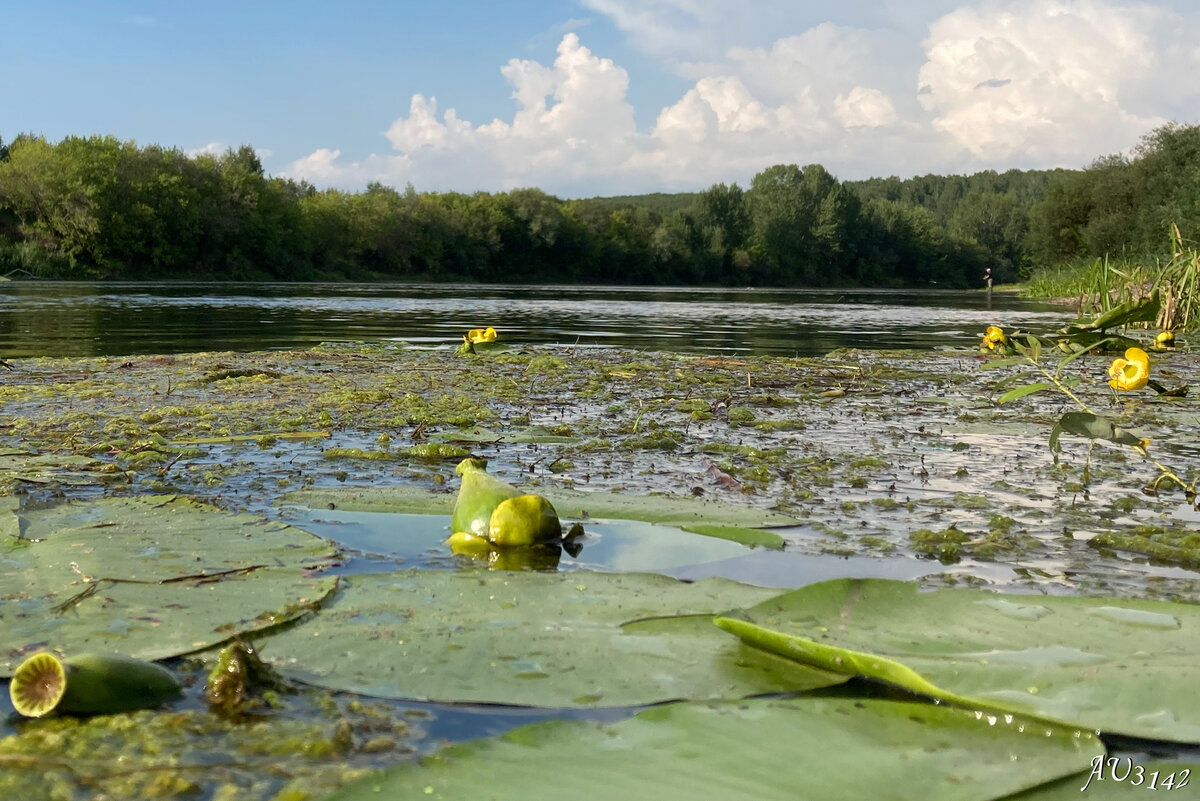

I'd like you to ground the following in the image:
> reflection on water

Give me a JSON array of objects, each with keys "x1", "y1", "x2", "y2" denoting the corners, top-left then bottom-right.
[
  {"x1": 0, "y1": 281, "x2": 1069, "y2": 358},
  {"x1": 287, "y1": 508, "x2": 945, "y2": 588},
  {"x1": 291, "y1": 509, "x2": 755, "y2": 577}
]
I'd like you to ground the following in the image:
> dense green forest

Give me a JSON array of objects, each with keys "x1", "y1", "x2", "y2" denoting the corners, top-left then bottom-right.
[{"x1": 0, "y1": 123, "x2": 1196, "y2": 287}]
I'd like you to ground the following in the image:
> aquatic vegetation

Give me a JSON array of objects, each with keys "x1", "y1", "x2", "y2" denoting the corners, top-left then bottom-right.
[
  {"x1": 324, "y1": 696, "x2": 1098, "y2": 801},
  {"x1": 980, "y1": 325, "x2": 1010, "y2": 353},
  {"x1": 5, "y1": 341, "x2": 1200, "y2": 799},
  {"x1": 205, "y1": 639, "x2": 291, "y2": 717},
  {"x1": 466, "y1": 327, "x2": 497, "y2": 344},
  {"x1": 1091, "y1": 523, "x2": 1200, "y2": 568},
  {"x1": 9, "y1": 652, "x2": 181, "y2": 718},
  {"x1": 261, "y1": 570, "x2": 829, "y2": 707},
  {"x1": 0, "y1": 496, "x2": 337, "y2": 675},
  {"x1": 0, "y1": 657, "x2": 424, "y2": 801},
  {"x1": 909, "y1": 526, "x2": 968, "y2": 562},
  {"x1": 715, "y1": 577, "x2": 1200, "y2": 741},
  {"x1": 3, "y1": 341, "x2": 1200, "y2": 584},
  {"x1": 985, "y1": 304, "x2": 1196, "y2": 498}
]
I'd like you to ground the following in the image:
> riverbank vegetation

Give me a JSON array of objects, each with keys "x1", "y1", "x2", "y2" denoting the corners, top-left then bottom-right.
[{"x1": 0, "y1": 123, "x2": 1196, "y2": 293}]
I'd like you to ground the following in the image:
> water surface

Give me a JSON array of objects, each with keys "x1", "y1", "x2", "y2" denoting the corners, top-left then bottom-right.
[{"x1": 0, "y1": 281, "x2": 1065, "y2": 357}]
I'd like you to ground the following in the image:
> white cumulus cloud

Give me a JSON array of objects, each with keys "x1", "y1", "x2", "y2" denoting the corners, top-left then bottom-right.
[
  {"x1": 835, "y1": 87, "x2": 900, "y2": 129},
  {"x1": 284, "y1": 1, "x2": 1200, "y2": 196},
  {"x1": 917, "y1": 0, "x2": 1200, "y2": 163}
]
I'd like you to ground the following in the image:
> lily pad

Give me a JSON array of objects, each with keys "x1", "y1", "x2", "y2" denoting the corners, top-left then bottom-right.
[
  {"x1": 281, "y1": 485, "x2": 791, "y2": 549},
  {"x1": 1049, "y1": 412, "x2": 1144, "y2": 452},
  {"x1": 0, "y1": 450, "x2": 111, "y2": 488},
  {"x1": 262, "y1": 570, "x2": 842, "y2": 707},
  {"x1": 323, "y1": 696, "x2": 1101, "y2": 801},
  {"x1": 715, "y1": 578, "x2": 1200, "y2": 742},
  {"x1": 1, "y1": 495, "x2": 338, "y2": 676}
]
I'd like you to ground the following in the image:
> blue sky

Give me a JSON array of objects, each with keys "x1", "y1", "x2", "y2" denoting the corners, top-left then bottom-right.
[{"x1": 4, "y1": 1, "x2": 1198, "y2": 197}]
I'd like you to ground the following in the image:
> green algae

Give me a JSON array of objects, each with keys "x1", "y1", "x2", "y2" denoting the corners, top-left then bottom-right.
[
  {"x1": 1091, "y1": 524, "x2": 1200, "y2": 568},
  {"x1": 910, "y1": 527, "x2": 969, "y2": 562},
  {"x1": 726, "y1": 407, "x2": 756, "y2": 425},
  {"x1": 2, "y1": 342, "x2": 1200, "y2": 585},
  {"x1": 0, "y1": 657, "x2": 422, "y2": 801},
  {"x1": 322, "y1": 448, "x2": 396, "y2": 462},
  {"x1": 3, "y1": 341, "x2": 1200, "y2": 800}
]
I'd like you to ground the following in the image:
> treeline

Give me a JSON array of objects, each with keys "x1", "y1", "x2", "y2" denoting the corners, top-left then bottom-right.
[
  {"x1": 0, "y1": 123, "x2": 1196, "y2": 286},
  {"x1": 1023, "y1": 123, "x2": 1200, "y2": 263}
]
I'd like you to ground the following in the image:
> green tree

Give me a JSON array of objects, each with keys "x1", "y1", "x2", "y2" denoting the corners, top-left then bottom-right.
[
  {"x1": 747, "y1": 164, "x2": 859, "y2": 285},
  {"x1": 949, "y1": 190, "x2": 1029, "y2": 281}
]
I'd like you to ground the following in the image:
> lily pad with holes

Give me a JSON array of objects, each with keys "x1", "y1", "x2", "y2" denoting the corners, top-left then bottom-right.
[
  {"x1": 323, "y1": 696, "x2": 1101, "y2": 801},
  {"x1": 262, "y1": 570, "x2": 842, "y2": 707},
  {"x1": 715, "y1": 578, "x2": 1200, "y2": 742},
  {"x1": 0, "y1": 495, "x2": 337, "y2": 676},
  {"x1": 281, "y1": 485, "x2": 790, "y2": 549}
]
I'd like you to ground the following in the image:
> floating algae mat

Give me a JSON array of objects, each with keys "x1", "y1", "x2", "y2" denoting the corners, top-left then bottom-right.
[
  {"x1": 5, "y1": 341, "x2": 1200, "y2": 801},
  {"x1": 5, "y1": 343, "x2": 1200, "y2": 594}
]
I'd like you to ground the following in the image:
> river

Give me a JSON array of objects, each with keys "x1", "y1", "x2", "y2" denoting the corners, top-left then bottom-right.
[{"x1": 0, "y1": 281, "x2": 1067, "y2": 357}]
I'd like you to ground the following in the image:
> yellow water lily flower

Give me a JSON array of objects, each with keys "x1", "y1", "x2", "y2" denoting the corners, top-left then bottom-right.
[
  {"x1": 1155, "y1": 331, "x2": 1175, "y2": 348},
  {"x1": 466, "y1": 327, "x2": 497, "y2": 344},
  {"x1": 1108, "y1": 347, "x2": 1150, "y2": 391},
  {"x1": 981, "y1": 325, "x2": 1008, "y2": 351}
]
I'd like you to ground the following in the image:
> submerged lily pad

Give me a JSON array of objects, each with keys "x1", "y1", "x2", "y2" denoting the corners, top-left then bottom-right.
[
  {"x1": 263, "y1": 570, "x2": 842, "y2": 707},
  {"x1": 282, "y1": 485, "x2": 790, "y2": 549},
  {"x1": 324, "y1": 696, "x2": 1100, "y2": 801},
  {"x1": 0, "y1": 449, "x2": 111, "y2": 488},
  {"x1": 1, "y1": 496, "x2": 337, "y2": 676},
  {"x1": 716, "y1": 578, "x2": 1200, "y2": 742}
]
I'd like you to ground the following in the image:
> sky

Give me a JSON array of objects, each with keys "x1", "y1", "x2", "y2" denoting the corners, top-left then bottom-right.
[{"x1": 3, "y1": 0, "x2": 1198, "y2": 198}]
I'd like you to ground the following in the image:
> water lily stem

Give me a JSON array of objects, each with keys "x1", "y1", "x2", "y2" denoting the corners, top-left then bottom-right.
[
  {"x1": 1134, "y1": 446, "x2": 1190, "y2": 493},
  {"x1": 1025, "y1": 356, "x2": 1095, "y2": 415}
]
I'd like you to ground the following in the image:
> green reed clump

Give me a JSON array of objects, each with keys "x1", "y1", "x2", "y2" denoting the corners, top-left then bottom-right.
[{"x1": 1023, "y1": 225, "x2": 1200, "y2": 332}]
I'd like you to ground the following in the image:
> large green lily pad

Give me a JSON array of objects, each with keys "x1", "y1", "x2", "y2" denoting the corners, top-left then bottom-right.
[
  {"x1": 1, "y1": 495, "x2": 337, "y2": 675},
  {"x1": 282, "y1": 485, "x2": 791, "y2": 548},
  {"x1": 262, "y1": 570, "x2": 841, "y2": 707},
  {"x1": 0, "y1": 449, "x2": 111, "y2": 489},
  {"x1": 323, "y1": 696, "x2": 1101, "y2": 801},
  {"x1": 716, "y1": 578, "x2": 1200, "y2": 742}
]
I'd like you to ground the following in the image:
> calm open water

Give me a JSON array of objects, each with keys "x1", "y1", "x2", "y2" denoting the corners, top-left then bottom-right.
[{"x1": 0, "y1": 281, "x2": 1068, "y2": 358}]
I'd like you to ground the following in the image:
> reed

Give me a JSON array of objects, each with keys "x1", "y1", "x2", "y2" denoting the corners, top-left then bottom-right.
[{"x1": 1023, "y1": 225, "x2": 1200, "y2": 331}]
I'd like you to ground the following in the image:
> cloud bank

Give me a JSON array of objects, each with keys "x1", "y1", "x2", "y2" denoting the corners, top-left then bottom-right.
[{"x1": 284, "y1": 0, "x2": 1200, "y2": 196}]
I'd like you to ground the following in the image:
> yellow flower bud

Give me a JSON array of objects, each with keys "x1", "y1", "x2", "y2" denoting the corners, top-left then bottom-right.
[
  {"x1": 981, "y1": 325, "x2": 1008, "y2": 351},
  {"x1": 466, "y1": 327, "x2": 498, "y2": 344}
]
